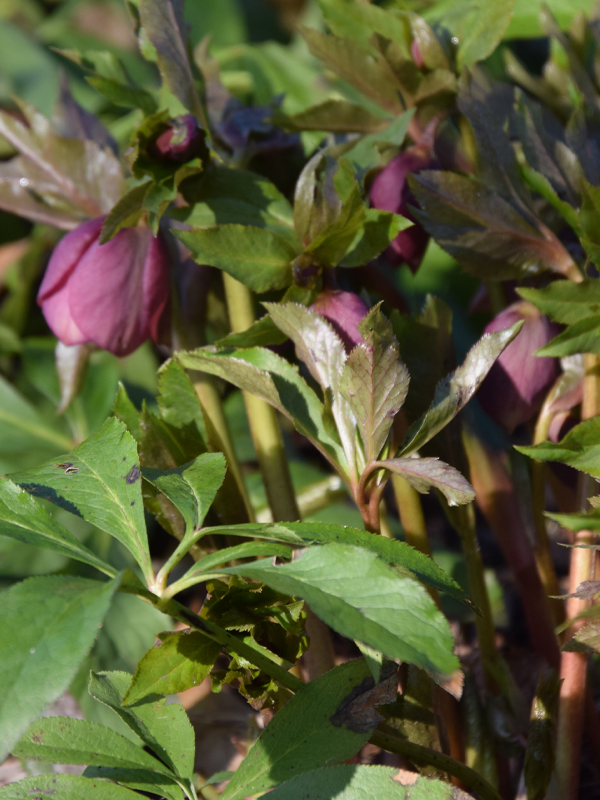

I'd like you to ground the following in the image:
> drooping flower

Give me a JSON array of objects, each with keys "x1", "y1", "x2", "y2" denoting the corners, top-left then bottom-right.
[
  {"x1": 38, "y1": 217, "x2": 170, "y2": 357},
  {"x1": 369, "y1": 141, "x2": 433, "y2": 271},
  {"x1": 151, "y1": 114, "x2": 207, "y2": 163},
  {"x1": 311, "y1": 290, "x2": 369, "y2": 352},
  {"x1": 477, "y1": 301, "x2": 560, "y2": 432}
]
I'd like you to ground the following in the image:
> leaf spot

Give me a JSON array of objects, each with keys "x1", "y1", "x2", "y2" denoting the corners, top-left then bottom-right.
[{"x1": 125, "y1": 465, "x2": 141, "y2": 484}]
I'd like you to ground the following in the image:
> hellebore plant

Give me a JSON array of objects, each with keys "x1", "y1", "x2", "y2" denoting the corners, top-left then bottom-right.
[{"x1": 2, "y1": 3, "x2": 600, "y2": 800}]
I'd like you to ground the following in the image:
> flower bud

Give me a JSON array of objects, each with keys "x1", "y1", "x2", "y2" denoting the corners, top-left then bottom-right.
[
  {"x1": 369, "y1": 143, "x2": 432, "y2": 271},
  {"x1": 311, "y1": 290, "x2": 369, "y2": 352},
  {"x1": 151, "y1": 114, "x2": 206, "y2": 163},
  {"x1": 411, "y1": 39, "x2": 426, "y2": 69},
  {"x1": 38, "y1": 217, "x2": 170, "y2": 357},
  {"x1": 477, "y1": 301, "x2": 560, "y2": 432}
]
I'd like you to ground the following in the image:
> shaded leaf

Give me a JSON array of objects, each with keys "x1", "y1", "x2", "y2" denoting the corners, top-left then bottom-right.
[
  {"x1": 10, "y1": 418, "x2": 152, "y2": 583},
  {"x1": 175, "y1": 225, "x2": 296, "y2": 292},
  {"x1": 83, "y1": 768, "x2": 183, "y2": 800},
  {"x1": 400, "y1": 322, "x2": 523, "y2": 456},
  {"x1": 0, "y1": 775, "x2": 144, "y2": 800},
  {"x1": 377, "y1": 457, "x2": 475, "y2": 507},
  {"x1": 0, "y1": 478, "x2": 115, "y2": 577},
  {"x1": 222, "y1": 659, "x2": 398, "y2": 800},
  {"x1": 342, "y1": 112, "x2": 414, "y2": 172},
  {"x1": 123, "y1": 630, "x2": 222, "y2": 704},
  {"x1": 88, "y1": 671, "x2": 195, "y2": 779},
  {"x1": 223, "y1": 543, "x2": 460, "y2": 682},
  {"x1": 0, "y1": 576, "x2": 118, "y2": 761},
  {"x1": 276, "y1": 99, "x2": 392, "y2": 133},
  {"x1": 563, "y1": 621, "x2": 600, "y2": 654},
  {"x1": 14, "y1": 716, "x2": 175, "y2": 776},
  {"x1": 0, "y1": 374, "x2": 72, "y2": 454},
  {"x1": 524, "y1": 671, "x2": 561, "y2": 800},
  {"x1": 265, "y1": 765, "x2": 476, "y2": 799}
]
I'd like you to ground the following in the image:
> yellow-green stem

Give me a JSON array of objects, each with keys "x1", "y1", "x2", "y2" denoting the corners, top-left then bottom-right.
[{"x1": 222, "y1": 274, "x2": 335, "y2": 677}]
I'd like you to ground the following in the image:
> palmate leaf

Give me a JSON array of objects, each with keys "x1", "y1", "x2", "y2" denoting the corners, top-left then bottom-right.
[
  {"x1": 399, "y1": 321, "x2": 523, "y2": 457},
  {"x1": 0, "y1": 576, "x2": 118, "y2": 762},
  {"x1": 221, "y1": 659, "x2": 398, "y2": 800},
  {"x1": 175, "y1": 224, "x2": 297, "y2": 292},
  {"x1": 10, "y1": 418, "x2": 153, "y2": 583},
  {"x1": 0, "y1": 479, "x2": 115, "y2": 577},
  {"x1": 176, "y1": 346, "x2": 345, "y2": 468},
  {"x1": 376, "y1": 457, "x2": 475, "y2": 507},
  {"x1": 123, "y1": 630, "x2": 222, "y2": 705},
  {"x1": 222, "y1": 543, "x2": 461, "y2": 684},
  {"x1": 341, "y1": 307, "x2": 409, "y2": 462},
  {"x1": 265, "y1": 765, "x2": 477, "y2": 800},
  {"x1": 0, "y1": 775, "x2": 144, "y2": 800},
  {"x1": 14, "y1": 717, "x2": 175, "y2": 777},
  {"x1": 88, "y1": 672, "x2": 195, "y2": 780},
  {"x1": 202, "y1": 520, "x2": 473, "y2": 608}
]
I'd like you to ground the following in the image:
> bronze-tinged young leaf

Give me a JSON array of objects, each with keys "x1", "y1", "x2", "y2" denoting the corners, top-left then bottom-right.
[
  {"x1": 409, "y1": 171, "x2": 573, "y2": 280},
  {"x1": 524, "y1": 672, "x2": 561, "y2": 800},
  {"x1": 175, "y1": 225, "x2": 296, "y2": 293},
  {"x1": 221, "y1": 660, "x2": 398, "y2": 800},
  {"x1": 376, "y1": 457, "x2": 475, "y2": 507},
  {"x1": 341, "y1": 306, "x2": 409, "y2": 462},
  {"x1": 124, "y1": 629, "x2": 222, "y2": 704},
  {"x1": 264, "y1": 302, "x2": 356, "y2": 476},
  {"x1": 563, "y1": 621, "x2": 600, "y2": 655},
  {"x1": 138, "y1": 0, "x2": 203, "y2": 120},
  {"x1": 400, "y1": 321, "x2": 523, "y2": 457}
]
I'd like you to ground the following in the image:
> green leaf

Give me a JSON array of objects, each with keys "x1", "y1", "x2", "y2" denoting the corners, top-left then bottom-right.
[
  {"x1": 341, "y1": 209, "x2": 412, "y2": 268},
  {"x1": 100, "y1": 183, "x2": 151, "y2": 244},
  {"x1": 342, "y1": 112, "x2": 414, "y2": 172},
  {"x1": 123, "y1": 630, "x2": 222, "y2": 705},
  {"x1": 524, "y1": 671, "x2": 560, "y2": 800},
  {"x1": 168, "y1": 542, "x2": 293, "y2": 595},
  {"x1": 222, "y1": 543, "x2": 460, "y2": 683},
  {"x1": 86, "y1": 76, "x2": 158, "y2": 115},
  {"x1": 546, "y1": 508, "x2": 600, "y2": 534},
  {"x1": 534, "y1": 315, "x2": 600, "y2": 357},
  {"x1": 276, "y1": 100, "x2": 391, "y2": 133},
  {"x1": 143, "y1": 453, "x2": 226, "y2": 533},
  {"x1": 305, "y1": 181, "x2": 367, "y2": 268},
  {"x1": 14, "y1": 717, "x2": 175, "y2": 776},
  {"x1": 341, "y1": 306, "x2": 409, "y2": 461},
  {"x1": 10, "y1": 418, "x2": 153, "y2": 583},
  {"x1": 506, "y1": 0, "x2": 597, "y2": 38},
  {"x1": 400, "y1": 322, "x2": 523, "y2": 457},
  {"x1": 410, "y1": 171, "x2": 568, "y2": 280},
  {"x1": 0, "y1": 576, "x2": 118, "y2": 762},
  {"x1": 175, "y1": 225, "x2": 296, "y2": 292},
  {"x1": 300, "y1": 27, "x2": 404, "y2": 115},
  {"x1": 563, "y1": 620, "x2": 600, "y2": 655},
  {"x1": 176, "y1": 346, "x2": 344, "y2": 467},
  {"x1": 424, "y1": 0, "x2": 516, "y2": 69},
  {"x1": 318, "y1": 0, "x2": 410, "y2": 54},
  {"x1": 518, "y1": 281, "x2": 600, "y2": 325},
  {"x1": 0, "y1": 374, "x2": 72, "y2": 454},
  {"x1": 221, "y1": 659, "x2": 398, "y2": 800},
  {"x1": 203, "y1": 521, "x2": 472, "y2": 608},
  {"x1": 88, "y1": 672, "x2": 195, "y2": 779},
  {"x1": 138, "y1": 0, "x2": 202, "y2": 118},
  {"x1": 83, "y1": 768, "x2": 184, "y2": 800},
  {"x1": 0, "y1": 478, "x2": 115, "y2": 577},
  {"x1": 173, "y1": 166, "x2": 296, "y2": 242},
  {"x1": 517, "y1": 416, "x2": 600, "y2": 478},
  {"x1": 265, "y1": 765, "x2": 476, "y2": 799},
  {"x1": 0, "y1": 775, "x2": 144, "y2": 800},
  {"x1": 378, "y1": 458, "x2": 475, "y2": 507}
]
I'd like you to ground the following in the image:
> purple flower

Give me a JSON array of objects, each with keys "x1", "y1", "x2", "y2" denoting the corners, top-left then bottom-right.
[
  {"x1": 477, "y1": 301, "x2": 560, "y2": 432},
  {"x1": 311, "y1": 290, "x2": 369, "y2": 352},
  {"x1": 369, "y1": 143, "x2": 433, "y2": 271},
  {"x1": 38, "y1": 217, "x2": 170, "y2": 357},
  {"x1": 151, "y1": 114, "x2": 206, "y2": 163}
]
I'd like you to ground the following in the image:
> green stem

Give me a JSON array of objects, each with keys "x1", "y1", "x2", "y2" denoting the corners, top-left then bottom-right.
[
  {"x1": 371, "y1": 726, "x2": 503, "y2": 800},
  {"x1": 222, "y1": 273, "x2": 335, "y2": 677}
]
